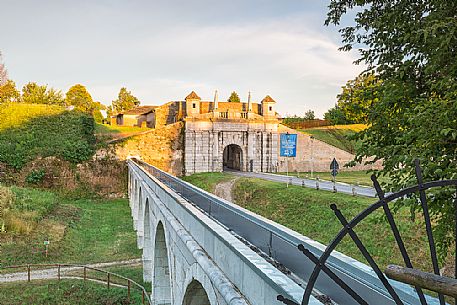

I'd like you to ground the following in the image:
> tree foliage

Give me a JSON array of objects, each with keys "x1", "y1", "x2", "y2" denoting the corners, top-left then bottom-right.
[
  {"x1": 65, "y1": 84, "x2": 95, "y2": 113},
  {"x1": 327, "y1": 0, "x2": 457, "y2": 258},
  {"x1": 0, "y1": 80, "x2": 20, "y2": 104},
  {"x1": 112, "y1": 87, "x2": 140, "y2": 113},
  {"x1": 324, "y1": 105, "x2": 351, "y2": 125},
  {"x1": 227, "y1": 91, "x2": 240, "y2": 103},
  {"x1": 304, "y1": 109, "x2": 316, "y2": 120},
  {"x1": 337, "y1": 73, "x2": 381, "y2": 124},
  {"x1": 21, "y1": 82, "x2": 65, "y2": 105}
]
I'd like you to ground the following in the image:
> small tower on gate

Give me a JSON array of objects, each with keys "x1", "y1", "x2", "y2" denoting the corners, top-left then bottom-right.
[
  {"x1": 261, "y1": 95, "x2": 276, "y2": 118},
  {"x1": 214, "y1": 90, "x2": 219, "y2": 110},
  {"x1": 247, "y1": 91, "x2": 252, "y2": 112},
  {"x1": 185, "y1": 91, "x2": 201, "y2": 117}
]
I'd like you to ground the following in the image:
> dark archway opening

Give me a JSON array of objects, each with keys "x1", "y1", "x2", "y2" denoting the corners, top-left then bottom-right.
[
  {"x1": 223, "y1": 144, "x2": 242, "y2": 171},
  {"x1": 182, "y1": 280, "x2": 211, "y2": 305}
]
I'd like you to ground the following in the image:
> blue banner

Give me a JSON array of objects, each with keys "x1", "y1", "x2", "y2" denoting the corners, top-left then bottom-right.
[{"x1": 280, "y1": 133, "x2": 297, "y2": 157}]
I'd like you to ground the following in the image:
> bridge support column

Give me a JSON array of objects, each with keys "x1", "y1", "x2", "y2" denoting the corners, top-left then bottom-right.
[{"x1": 142, "y1": 255, "x2": 153, "y2": 283}]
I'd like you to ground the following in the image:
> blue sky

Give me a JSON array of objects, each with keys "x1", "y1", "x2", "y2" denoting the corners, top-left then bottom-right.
[{"x1": 0, "y1": 0, "x2": 363, "y2": 117}]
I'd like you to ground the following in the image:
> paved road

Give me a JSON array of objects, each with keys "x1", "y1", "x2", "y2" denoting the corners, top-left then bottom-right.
[{"x1": 228, "y1": 171, "x2": 379, "y2": 198}]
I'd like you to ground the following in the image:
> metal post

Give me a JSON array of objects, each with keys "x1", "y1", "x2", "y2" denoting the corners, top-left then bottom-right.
[
  {"x1": 27, "y1": 265, "x2": 30, "y2": 282},
  {"x1": 352, "y1": 185, "x2": 356, "y2": 196},
  {"x1": 58, "y1": 264, "x2": 61, "y2": 281},
  {"x1": 302, "y1": 180, "x2": 305, "y2": 187},
  {"x1": 333, "y1": 176, "x2": 337, "y2": 193},
  {"x1": 83, "y1": 267, "x2": 86, "y2": 281},
  {"x1": 142, "y1": 290, "x2": 145, "y2": 304},
  {"x1": 316, "y1": 177, "x2": 320, "y2": 190},
  {"x1": 107, "y1": 273, "x2": 110, "y2": 289}
]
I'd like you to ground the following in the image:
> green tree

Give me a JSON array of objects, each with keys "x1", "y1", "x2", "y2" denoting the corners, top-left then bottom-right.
[
  {"x1": 327, "y1": 0, "x2": 457, "y2": 258},
  {"x1": 337, "y1": 73, "x2": 381, "y2": 124},
  {"x1": 65, "y1": 84, "x2": 95, "y2": 113},
  {"x1": 112, "y1": 87, "x2": 140, "y2": 113},
  {"x1": 21, "y1": 82, "x2": 64, "y2": 105},
  {"x1": 324, "y1": 105, "x2": 350, "y2": 125},
  {"x1": 0, "y1": 80, "x2": 20, "y2": 104},
  {"x1": 304, "y1": 109, "x2": 315, "y2": 120},
  {"x1": 227, "y1": 91, "x2": 240, "y2": 103}
]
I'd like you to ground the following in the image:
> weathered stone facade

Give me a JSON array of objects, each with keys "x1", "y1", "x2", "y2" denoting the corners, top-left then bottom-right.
[{"x1": 183, "y1": 91, "x2": 280, "y2": 175}]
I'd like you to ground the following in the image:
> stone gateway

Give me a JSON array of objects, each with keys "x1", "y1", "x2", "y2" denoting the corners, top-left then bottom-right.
[{"x1": 184, "y1": 91, "x2": 280, "y2": 175}]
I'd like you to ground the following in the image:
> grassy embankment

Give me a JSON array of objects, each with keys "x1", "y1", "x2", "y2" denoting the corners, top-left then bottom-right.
[
  {"x1": 0, "y1": 103, "x2": 96, "y2": 170},
  {"x1": 184, "y1": 173, "x2": 432, "y2": 273},
  {"x1": 299, "y1": 124, "x2": 366, "y2": 154},
  {"x1": 0, "y1": 279, "x2": 143, "y2": 305},
  {"x1": 0, "y1": 186, "x2": 140, "y2": 267}
]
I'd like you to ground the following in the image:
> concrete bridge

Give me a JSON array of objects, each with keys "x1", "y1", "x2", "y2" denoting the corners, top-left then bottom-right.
[{"x1": 128, "y1": 159, "x2": 439, "y2": 305}]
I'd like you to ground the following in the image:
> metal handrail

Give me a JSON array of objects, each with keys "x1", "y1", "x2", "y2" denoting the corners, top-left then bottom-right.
[{"x1": 0, "y1": 263, "x2": 152, "y2": 305}]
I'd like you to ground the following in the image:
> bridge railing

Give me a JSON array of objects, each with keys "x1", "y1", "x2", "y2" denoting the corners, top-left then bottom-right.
[
  {"x1": 1, "y1": 263, "x2": 152, "y2": 305},
  {"x1": 131, "y1": 159, "x2": 434, "y2": 305}
]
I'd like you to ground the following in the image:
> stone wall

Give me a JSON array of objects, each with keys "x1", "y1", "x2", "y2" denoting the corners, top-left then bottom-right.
[
  {"x1": 114, "y1": 122, "x2": 184, "y2": 176},
  {"x1": 277, "y1": 124, "x2": 382, "y2": 173},
  {"x1": 184, "y1": 119, "x2": 278, "y2": 175}
]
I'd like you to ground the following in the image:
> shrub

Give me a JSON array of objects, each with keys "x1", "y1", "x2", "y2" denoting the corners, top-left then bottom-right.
[{"x1": 26, "y1": 169, "x2": 46, "y2": 184}]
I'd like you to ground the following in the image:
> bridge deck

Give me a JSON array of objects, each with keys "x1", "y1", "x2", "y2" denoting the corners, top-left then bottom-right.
[{"x1": 131, "y1": 159, "x2": 438, "y2": 305}]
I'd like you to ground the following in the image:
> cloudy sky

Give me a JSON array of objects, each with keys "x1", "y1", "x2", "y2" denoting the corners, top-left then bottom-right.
[{"x1": 1, "y1": 0, "x2": 363, "y2": 117}]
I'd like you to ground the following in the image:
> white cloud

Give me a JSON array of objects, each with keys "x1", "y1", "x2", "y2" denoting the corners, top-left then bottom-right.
[{"x1": 1, "y1": 2, "x2": 363, "y2": 118}]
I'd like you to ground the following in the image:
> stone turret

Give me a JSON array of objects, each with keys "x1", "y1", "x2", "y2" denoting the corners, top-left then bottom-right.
[
  {"x1": 261, "y1": 95, "x2": 276, "y2": 118},
  {"x1": 185, "y1": 91, "x2": 201, "y2": 117}
]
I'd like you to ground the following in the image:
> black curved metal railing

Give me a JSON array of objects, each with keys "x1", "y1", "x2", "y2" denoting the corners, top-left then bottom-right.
[
  {"x1": 1, "y1": 263, "x2": 152, "y2": 304},
  {"x1": 278, "y1": 159, "x2": 457, "y2": 305}
]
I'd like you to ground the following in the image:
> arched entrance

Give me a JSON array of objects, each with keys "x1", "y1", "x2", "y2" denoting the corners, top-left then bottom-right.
[
  {"x1": 153, "y1": 222, "x2": 171, "y2": 304},
  {"x1": 223, "y1": 144, "x2": 243, "y2": 171},
  {"x1": 182, "y1": 280, "x2": 211, "y2": 305}
]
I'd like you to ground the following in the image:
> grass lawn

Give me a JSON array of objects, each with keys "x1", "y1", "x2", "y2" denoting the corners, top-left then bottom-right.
[
  {"x1": 1, "y1": 187, "x2": 141, "y2": 267},
  {"x1": 300, "y1": 124, "x2": 366, "y2": 154},
  {"x1": 182, "y1": 172, "x2": 235, "y2": 193},
  {"x1": 0, "y1": 279, "x2": 143, "y2": 305},
  {"x1": 184, "y1": 173, "x2": 433, "y2": 273},
  {"x1": 276, "y1": 170, "x2": 389, "y2": 187}
]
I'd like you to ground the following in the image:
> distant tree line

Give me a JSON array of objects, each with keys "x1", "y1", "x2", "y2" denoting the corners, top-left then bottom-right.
[{"x1": 0, "y1": 53, "x2": 141, "y2": 124}]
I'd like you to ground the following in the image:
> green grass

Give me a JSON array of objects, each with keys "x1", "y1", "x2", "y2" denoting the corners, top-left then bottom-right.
[
  {"x1": 0, "y1": 279, "x2": 143, "y2": 304},
  {"x1": 277, "y1": 170, "x2": 389, "y2": 187},
  {"x1": 95, "y1": 124, "x2": 150, "y2": 135},
  {"x1": 182, "y1": 172, "x2": 235, "y2": 193},
  {"x1": 300, "y1": 124, "x2": 366, "y2": 154},
  {"x1": 1, "y1": 187, "x2": 141, "y2": 266},
  {"x1": 0, "y1": 103, "x2": 96, "y2": 169}
]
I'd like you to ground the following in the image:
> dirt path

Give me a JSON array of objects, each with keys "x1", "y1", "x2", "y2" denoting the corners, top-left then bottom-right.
[
  {"x1": 214, "y1": 178, "x2": 238, "y2": 202},
  {"x1": 0, "y1": 258, "x2": 141, "y2": 283}
]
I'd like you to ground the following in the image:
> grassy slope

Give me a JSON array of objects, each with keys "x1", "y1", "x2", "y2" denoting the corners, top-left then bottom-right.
[
  {"x1": 300, "y1": 124, "x2": 366, "y2": 154},
  {"x1": 1, "y1": 187, "x2": 141, "y2": 266},
  {"x1": 0, "y1": 280, "x2": 143, "y2": 305},
  {"x1": 184, "y1": 173, "x2": 430, "y2": 272},
  {"x1": 181, "y1": 172, "x2": 234, "y2": 193},
  {"x1": 0, "y1": 103, "x2": 96, "y2": 169}
]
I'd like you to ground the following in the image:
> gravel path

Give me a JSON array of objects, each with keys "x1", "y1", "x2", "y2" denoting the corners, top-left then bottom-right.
[
  {"x1": 0, "y1": 258, "x2": 142, "y2": 283},
  {"x1": 214, "y1": 178, "x2": 238, "y2": 202}
]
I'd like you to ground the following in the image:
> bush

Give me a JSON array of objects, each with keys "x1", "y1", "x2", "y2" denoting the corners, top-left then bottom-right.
[{"x1": 26, "y1": 169, "x2": 46, "y2": 184}]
